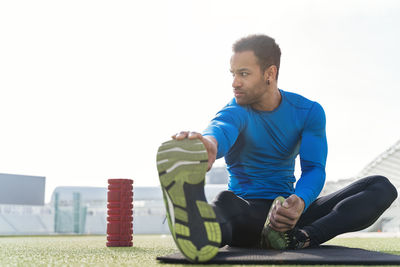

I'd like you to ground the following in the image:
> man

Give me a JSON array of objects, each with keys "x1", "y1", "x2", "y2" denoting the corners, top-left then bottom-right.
[{"x1": 156, "y1": 34, "x2": 398, "y2": 263}]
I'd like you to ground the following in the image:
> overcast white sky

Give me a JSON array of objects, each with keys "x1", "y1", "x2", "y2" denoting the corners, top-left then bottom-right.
[{"x1": 1, "y1": 0, "x2": 400, "y2": 202}]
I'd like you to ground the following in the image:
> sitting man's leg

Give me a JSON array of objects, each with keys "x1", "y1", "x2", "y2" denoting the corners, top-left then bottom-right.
[
  {"x1": 212, "y1": 190, "x2": 273, "y2": 247},
  {"x1": 297, "y1": 175, "x2": 398, "y2": 247}
]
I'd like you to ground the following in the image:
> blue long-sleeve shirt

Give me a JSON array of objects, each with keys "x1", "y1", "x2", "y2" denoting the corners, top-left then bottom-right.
[{"x1": 203, "y1": 89, "x2": 327, "y2": 210}]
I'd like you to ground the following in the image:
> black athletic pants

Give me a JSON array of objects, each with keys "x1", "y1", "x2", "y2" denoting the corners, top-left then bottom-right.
[{"x1": 211, "y1": 175, "x2": 398, "y2": 247}]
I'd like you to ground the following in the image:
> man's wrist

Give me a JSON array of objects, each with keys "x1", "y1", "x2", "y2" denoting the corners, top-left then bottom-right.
[
  {"x1": 294, "y1": 194, "x2": 305, "y2": 212},
  {"x1": 203, "y1": 135, "x2": 218, "y2": 147}
]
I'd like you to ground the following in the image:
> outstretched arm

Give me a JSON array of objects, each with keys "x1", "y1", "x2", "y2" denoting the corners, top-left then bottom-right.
[{"x1": 171, "y1": 100, "x2": 248, "y2": 171}]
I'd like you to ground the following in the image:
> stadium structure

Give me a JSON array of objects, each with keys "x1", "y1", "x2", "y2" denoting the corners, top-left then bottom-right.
[
  {"x1": 0, "y1": 139, "x2": 399, "y2": 235},
  {"x1": 356, "y1": 139, "x2": 400, "y2": 232}
]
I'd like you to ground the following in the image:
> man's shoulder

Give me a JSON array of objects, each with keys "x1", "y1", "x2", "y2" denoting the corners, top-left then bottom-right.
[
  {"x1": 282, "y1": 90, "x2": 326, "y2": 129},
  {"x1": 222, "y1": 98, "x2": 250, "y2": 113},
  {"x1": 211, "y1": 98, "x2": 250, "y2": 125},
  {"x1": 282, "y1": 90, "x2": 318, "y2": 110}
]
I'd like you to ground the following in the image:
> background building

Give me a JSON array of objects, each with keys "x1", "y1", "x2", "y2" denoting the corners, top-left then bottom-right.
[{"x1": 0, "y1": 173, "x2": 49, "y2": 235}]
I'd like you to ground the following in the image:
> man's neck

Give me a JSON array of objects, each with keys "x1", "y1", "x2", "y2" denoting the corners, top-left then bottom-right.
[{"x1": 251, "y1": 86, "x2": 282, "y2": 111}]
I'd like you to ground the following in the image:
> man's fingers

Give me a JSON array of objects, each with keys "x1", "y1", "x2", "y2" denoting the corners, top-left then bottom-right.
[
  {"x1": 282, "y1": 195, "x2": 296, "y2": 208},
  {"x1": 270, "y1": 211, "x2": 295, "y2": 229},
  {"x1": 269, "y1": 219, "x2": 294, "y2": 232},
  {"x1": 269, "y1": 201, "x2": 300, "y2": 232},
  {"x1": 275, "y1": 205, "x2": 298, "y2": 221},
  {"x1": 172, "y1": 131, "x2": 189, "y2": 140},
  {"x1": 170, "y1": 131, "x2": 216, "y2": 172},
  {"x1": 270, "y1": 205, "x2": 291, "y2": 228},
  {"x1": 171, "y1": 131, "x2": 203, "y2": 140},
  {"x1": 271, "y1": 216, "x2": 295, "y2": 229},
  {"x1": 269, "y1": 216, "x2": 292, "y2": 232},
  {"x1": 188, "y1": 131, "x2": 202, "y2": 140}
]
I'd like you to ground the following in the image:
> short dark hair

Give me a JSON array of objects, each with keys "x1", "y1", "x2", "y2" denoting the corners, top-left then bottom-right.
[{"x1": 233, "y1": 34, "x2": 281, "y2": 80}]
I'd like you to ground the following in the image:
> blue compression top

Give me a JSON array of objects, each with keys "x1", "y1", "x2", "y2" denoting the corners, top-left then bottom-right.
[{"x1": 203, "y1": 89, "x2": 327, "y2": 210}]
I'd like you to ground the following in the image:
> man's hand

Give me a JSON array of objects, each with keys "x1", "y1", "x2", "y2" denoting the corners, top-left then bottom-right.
[
  {"x1": 172, "y1": 131, "x2": 217, "y2": 171},
  {"x1": 269, "y1": 194, "x2": 305, "y2": 232}
]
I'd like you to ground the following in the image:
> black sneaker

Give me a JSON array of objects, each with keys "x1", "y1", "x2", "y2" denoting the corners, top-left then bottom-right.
[{"x1": 156, "y1": 139, "x2": 221, "y2": 262}]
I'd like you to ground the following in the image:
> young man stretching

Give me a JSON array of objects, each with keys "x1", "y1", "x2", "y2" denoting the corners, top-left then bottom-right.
[{"x1": 156, "y1": 34, "x2": 398, "y2": 263}]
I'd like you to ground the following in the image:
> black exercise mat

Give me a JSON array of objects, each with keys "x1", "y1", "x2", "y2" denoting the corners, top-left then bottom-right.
[{"x1": 157, "y1": 245, "x2": 400, "y2": 265}]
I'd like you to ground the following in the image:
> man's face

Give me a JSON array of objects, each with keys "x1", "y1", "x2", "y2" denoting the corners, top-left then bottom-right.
[{"x1": 230, "y1": 51, "x2": 268, "y2": 107}]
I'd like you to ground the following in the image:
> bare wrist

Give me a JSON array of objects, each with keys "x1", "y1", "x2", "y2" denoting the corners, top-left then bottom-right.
[{"x1": 203, "y1": 135, "x2": 217, "y2": 145}]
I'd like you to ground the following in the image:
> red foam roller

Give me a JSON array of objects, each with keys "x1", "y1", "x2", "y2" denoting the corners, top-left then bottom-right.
[
  {"x1": 107, "y1": 192, "x2": 133, "y2": 203},
  {"x1": 108, "y1": 184, "x2": 133, "y2": 191},
  {"x1": 108, "y1": 209, "x2": 133, "y2": 216},
  {"x1": 107, "y1": 222, "x2": 133, "y2": 235},
  {"x1": 119, "y1": 196, "x2": 133, "y2": 203},
  {"x1": 121, "y1": 191, "x2": 133, "y2": 197},
  {"x1": 108, "y1": 185, "x2": 133, "y2": 191},
  {"x1": 107, "y1": 178, "x2": 133, "y2": 247},
  {"x1": 107, "y1": 209, "x2": 133, "y2": 216},
  {"x1": 108, "y1": 179, "x2": 133, "y2": 184},
  {"x1": 107, "y1": 203, "x2": 133, "y2": 209},
  {"x1": 107, "y1": 235, "x2": 133, "y2": 241},
  {"x1": 107, "y1": 191, "x2": 121, "y2": 202},
  {"x1": 107, "y1": 215, "x2": 133, "y2": 222},
  {"x1": 107, "y1": 223, "x2": 120, "y2": 235},
  {"x1": 106, "y1": 241, "x2": 133, "y2": 247}
]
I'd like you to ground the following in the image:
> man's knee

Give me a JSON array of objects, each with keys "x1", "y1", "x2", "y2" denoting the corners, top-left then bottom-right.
[
  {"x1": 212, "y1": 190, "x2": 249, "y2": 217},
  {"x1": 213, "y1": 190, "x2": 237, "y2": 203},
  {"x1": 367, "y1": 175, "x2": 398, "y2": 205},
  {"x1": 213, "y1": 190, "x2": 246, "y2": 209}
]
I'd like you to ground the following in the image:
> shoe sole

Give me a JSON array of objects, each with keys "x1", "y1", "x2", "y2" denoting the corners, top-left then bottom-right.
[
  {"x1": 261, "y1": 196, "x2": 287, "y2": 249},
  {"x1": 156, "y1": 139, "x2": 221, "y2": 262}
]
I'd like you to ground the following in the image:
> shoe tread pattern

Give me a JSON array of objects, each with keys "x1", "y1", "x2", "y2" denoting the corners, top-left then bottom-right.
[{"x1": 157, "y1": 139, "x2": 221, "y2": 262}]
